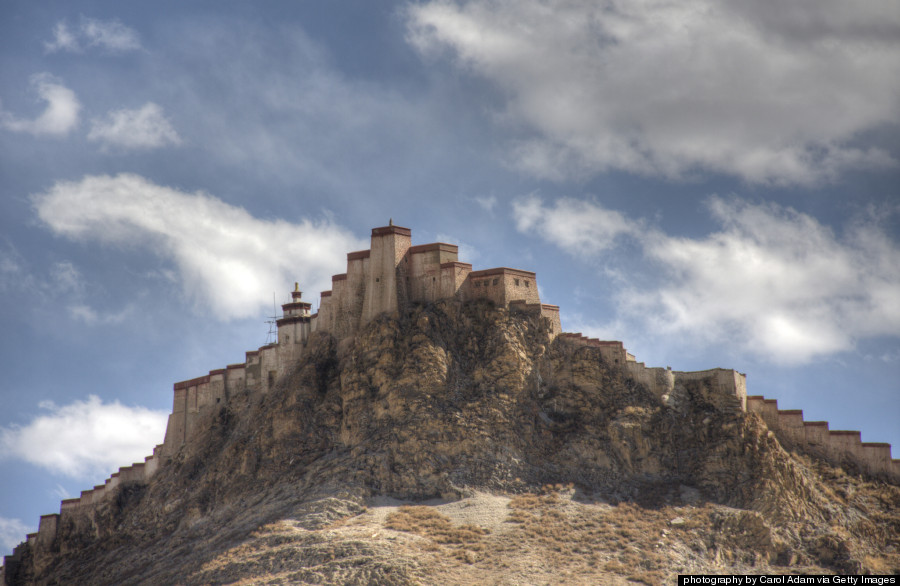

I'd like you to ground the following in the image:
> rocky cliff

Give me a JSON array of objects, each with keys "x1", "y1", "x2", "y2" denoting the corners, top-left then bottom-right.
[{"x1": 5, "y1": 299, "x2": 899, "y2": 584}]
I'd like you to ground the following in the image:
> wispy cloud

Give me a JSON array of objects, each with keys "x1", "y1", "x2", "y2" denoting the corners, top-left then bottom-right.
[
  {"x1": 88, "y1": 103, "x2": 181, "y2": 151},
  {"x1": 68, "y1": 304, "x2": 133, "y2": 326},
  {"x1": 474, "y1": 195, "x2": 498, "y2": 214},
  {"x1": 50, "y1": 261, "x2": 132, "y2": 324},
  {"x1": 0, "y1": 250, "x2": 128, "y2": 325},
  {"x1": 49, "y1": 261, "x2": 85, "y2": 294},
  {"x1": 0, "y1": 241, "x2": 29, "y2": 291},
  {"x1": 52, "y1": 484, "x2": 71, "y2": 500},
  {"x1": 0, "y1": 395, "x2": 167, "y2": 479},
  {"x1": 45, "y1": 17, "x2": 141, "y2": 54},
  {"x1": 32, "y1": 173, "x2": 367, "y2": 320},
  {"x1": 515, "y1": 195, "x2": 900, "y2": 364},
  {"x1": 0, "y1": 73, "x2": 80, "y2": 136},
  {"x1": 0, "y1": 517, "x2": 32, "y2": 555},
  {"x1": 408, "y1": 0, "x2": 900, "y2": 185}
]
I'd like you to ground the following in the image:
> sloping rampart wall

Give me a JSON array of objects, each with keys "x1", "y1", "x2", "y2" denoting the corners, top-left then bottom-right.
[{"x1": 746, "y1": 396, "x2": 899, "y2": 482}]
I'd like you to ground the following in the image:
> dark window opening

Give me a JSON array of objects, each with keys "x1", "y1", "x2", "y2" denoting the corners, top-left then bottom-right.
[{"x1": 514, "y1": 278, "x2": 520, "y2": 286}]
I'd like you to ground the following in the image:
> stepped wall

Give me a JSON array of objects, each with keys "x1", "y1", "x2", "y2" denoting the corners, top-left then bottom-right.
[{"x1": 746, "y1": 396, "x2": 899, "y2": 482}]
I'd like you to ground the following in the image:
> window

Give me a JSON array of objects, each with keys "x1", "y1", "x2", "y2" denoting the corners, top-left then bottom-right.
[
  {"x1": 514, "y1": 278, "x2": 520, "y2": 286},
  {"x1": 525, "y1": 280, "x2": 530, "y2": 287},
  {"x1": 492, "y1": 278, "x2": 498, "y2": 286}
]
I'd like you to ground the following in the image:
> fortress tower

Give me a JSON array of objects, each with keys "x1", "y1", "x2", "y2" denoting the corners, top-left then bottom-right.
[
  {"x1": 361, "y1": 222, "x2": 412, "y2": 325},
  {"x1": 276, "y1": 283, "x2": 312, "y2": 348},
  {"x1": 312, "y1": 222, "x2": 561, "y2": 342}
]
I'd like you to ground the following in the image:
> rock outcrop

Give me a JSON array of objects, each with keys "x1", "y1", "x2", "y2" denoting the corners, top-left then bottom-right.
[{"x1": 4, "y1": 299, "x2": 899, "y2": 584}]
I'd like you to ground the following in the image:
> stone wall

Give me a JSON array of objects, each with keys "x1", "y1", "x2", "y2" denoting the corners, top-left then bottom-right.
[
  {"x1": 510, "y1": 301, "x2": 561, "y2": 339},
  {"x1": 9, "y1": 222, "x2": 897, "y2": 578},
  {"x1": 409, "y1": 243, "x2": 459, "y2": 303},
  {"x1": 465, "y1": 267, "x2": 540, "y2": 307},
  {"x1": 559, "y1": 332, "x2": 897, "y2": 481},
  {"x1": 306, "y1": 224, "x2": 551, "y2": 339},
  {"x1": 746, "y1": 396, "x2": 899, "y2": 482},
  {"x1": 362, "y1": 225, "x2": 412, "y2": 324},
  {"x1": 156, "y1": 224, "x2": 557, "y2": 459}
]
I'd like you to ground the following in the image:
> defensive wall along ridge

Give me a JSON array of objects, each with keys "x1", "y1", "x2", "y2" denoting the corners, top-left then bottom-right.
[
  {"x1": 5, "y1": 223, "x2": 899, "y2": 575},
  {"x1": 559, "y1": 332, "x2": 900, "y2": 482}
]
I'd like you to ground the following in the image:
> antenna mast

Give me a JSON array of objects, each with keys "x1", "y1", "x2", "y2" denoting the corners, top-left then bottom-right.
[{"x1": 264, "y1": 292, "x2": 278, "y2": 345}]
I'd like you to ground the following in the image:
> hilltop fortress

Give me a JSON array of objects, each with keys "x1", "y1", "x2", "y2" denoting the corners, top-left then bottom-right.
[
  {"x1": 4, "y1": 223, "x2": 899, "y2": 578},
  {"x1": 161, "y1": 222, "x2": 562, "y2": 458}
]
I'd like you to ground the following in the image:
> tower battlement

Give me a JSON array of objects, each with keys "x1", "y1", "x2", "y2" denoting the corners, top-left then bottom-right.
[{"x1": 309, "y1": 223, "x2": 559, "y2": 340}]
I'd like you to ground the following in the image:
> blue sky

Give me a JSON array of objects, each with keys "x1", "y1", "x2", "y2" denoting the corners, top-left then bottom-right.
[{"x1": 1, "y1": 0, "x2": 898, "y2": 554}]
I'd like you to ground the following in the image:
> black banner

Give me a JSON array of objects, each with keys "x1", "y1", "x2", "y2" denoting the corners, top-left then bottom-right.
[{"x1": 678, "y1": 576, "x2": 897, "y2": 585}]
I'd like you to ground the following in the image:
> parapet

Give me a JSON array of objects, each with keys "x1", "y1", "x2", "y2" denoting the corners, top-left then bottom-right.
[
  {"x1": 747, "y1": 395, "x2": 899, "y2": 483},
  {"x1": 574, "y1": 336, "x2": 892, "y2": 483},
  {"x1": 372, "y1": 224, "x2": 411, "y2": 238},
  {"x1": 558, "y1": 333, "x2": 628, "y2": 365}
]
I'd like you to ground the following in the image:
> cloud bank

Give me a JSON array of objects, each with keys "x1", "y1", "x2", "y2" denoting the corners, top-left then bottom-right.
[
  {"x1": 88, "y1": 102, "x2": 181, "y2": 150},
  {"x1": 32, "y1": 174, "x2": 367, "y2": 320},
  {"x1": 408, "y1": 0, "x2": 900, "y2": 185},
  {"x1": 514, "y1": 196, "x2": 900, "y2": 364},
  {"x1": 0, "y1": 396, "x2": 167, "y2": 479},
  {"x1": 45, "y1": 17, "x2": 141, "y2": 53},
  {"x1": 0, "y1": 74, "x2": 80, "y2": 136}
]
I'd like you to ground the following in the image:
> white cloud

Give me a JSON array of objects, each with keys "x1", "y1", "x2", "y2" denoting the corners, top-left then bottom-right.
[
  {"x1": 50, "y1": 261, "x2": 85, "y2": 293},
  {"x1": 0, "y1": 73, "x2": 80, "y2": 136},
  {"x1": 515, "y1": 196, "x2": 900, "y2": 364},
  {"x1": 0, "y1": 395, "x2": 167, "y2": 479},
  {"x1": 0, "y1": 242, "x2": 26, "y2": 285},
  {"x1": 45, "y1": 22, "x2": 79, "y2": 53},
  {"x1": 513, "y1": 195, "x2": 639, "y2": 255},
  {"x1": 0, "y1": 517, "x2": 32, "y2": 554},
  {"x1": 88, "y1": 102, "x2": 181, "y2": 150},
  {"x1": 407, "y1": 0, "x2": 900, "y2": 185},
  {"x1": 474, "y1": 195, "x2": 498, "y2": 213},
  {"x1": 32, "y1": 173, "x2": 368, "y2": 320},
  {"x1": 45, "y1": 17, "x2": 141, "y2": 53},
  {"x1": 68, "y1": 304, "x2": 133, "y2": 326}
]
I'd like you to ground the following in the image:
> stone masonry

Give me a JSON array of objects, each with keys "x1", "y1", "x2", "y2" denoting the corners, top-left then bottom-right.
[{"x1": 4, "y1": 223, "x2": 898, "y2": 578}]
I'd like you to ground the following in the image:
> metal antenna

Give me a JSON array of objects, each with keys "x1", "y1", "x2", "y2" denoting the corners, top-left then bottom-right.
[{"x1": 264, "y1": 292, "x2": 278, "y2": 345}]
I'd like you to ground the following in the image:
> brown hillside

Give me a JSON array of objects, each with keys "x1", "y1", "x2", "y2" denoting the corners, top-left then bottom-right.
[{"x1": 5, "y1": 299, "x2": 899, "y2": 584}]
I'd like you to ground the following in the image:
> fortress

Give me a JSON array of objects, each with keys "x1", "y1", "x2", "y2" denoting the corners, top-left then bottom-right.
[{"x1": 4, "y1": 223, "x2": 899, "y2": 577}]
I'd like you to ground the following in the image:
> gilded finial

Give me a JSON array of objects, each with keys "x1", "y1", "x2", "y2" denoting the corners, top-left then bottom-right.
[{"x1": 294, "y1": 282, "x2": 299, "y2": 292}]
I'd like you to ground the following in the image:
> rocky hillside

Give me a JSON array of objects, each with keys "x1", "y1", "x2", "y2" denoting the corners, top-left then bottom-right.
[{"x1": 6, "y1": 299, "x2": 899, "y2": 584}]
